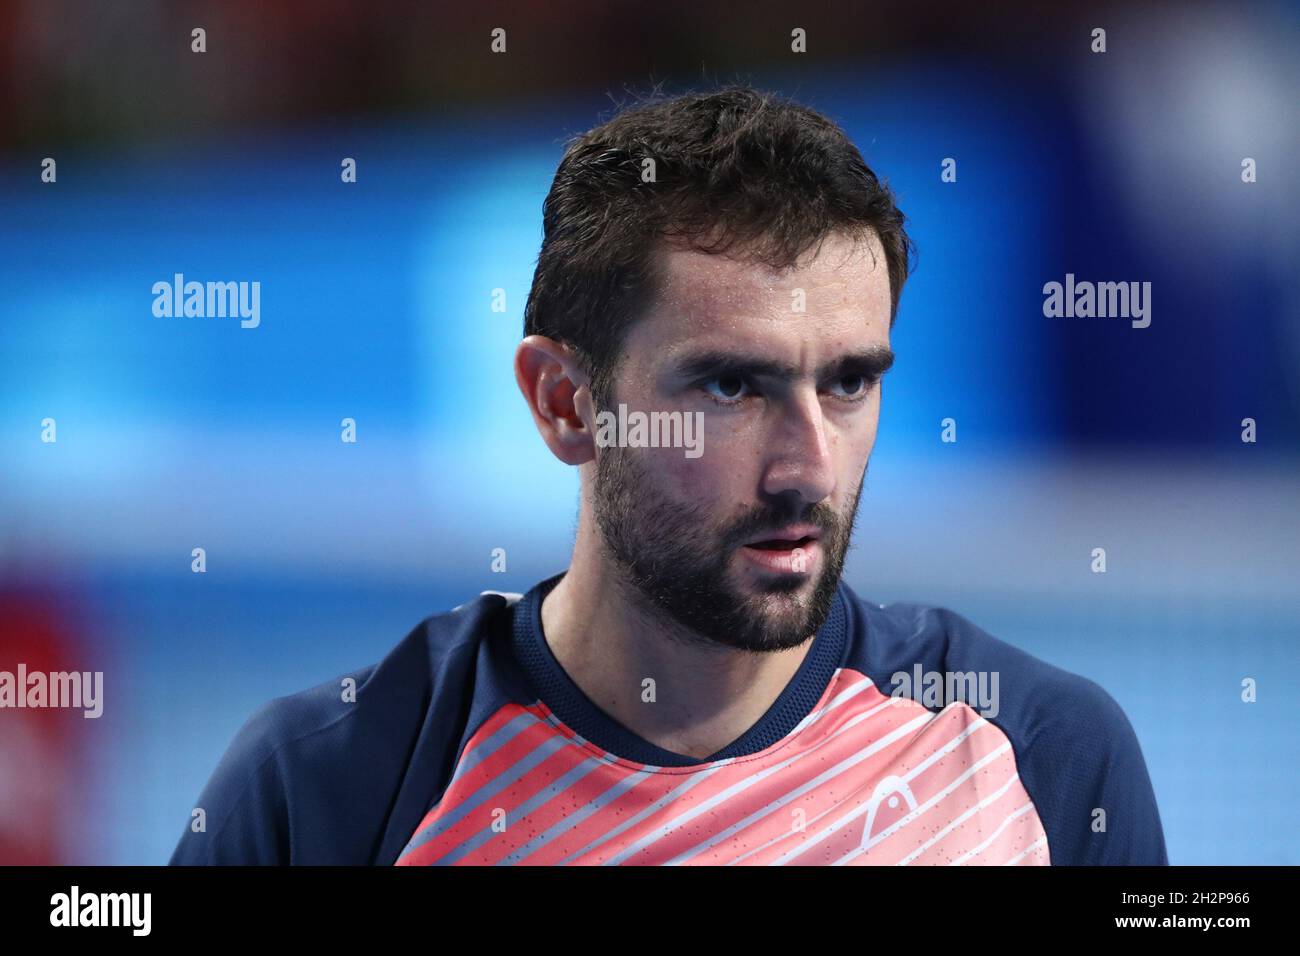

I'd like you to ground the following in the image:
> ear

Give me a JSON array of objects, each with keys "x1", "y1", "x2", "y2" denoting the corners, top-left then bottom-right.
[{"x1": 514, "y1": 335, "x2": 598, "y2": 465}]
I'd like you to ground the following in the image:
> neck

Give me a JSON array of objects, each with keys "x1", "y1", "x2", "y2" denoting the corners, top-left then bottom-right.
[{"x1": 540, "y1": 500, "x2": 814, "y2": 762}]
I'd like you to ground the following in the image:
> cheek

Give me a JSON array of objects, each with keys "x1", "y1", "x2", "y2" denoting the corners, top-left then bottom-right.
[
  {"x1": 659, "y1": 447, "x2": 720, "y2": 500},
  {"x1": 653, "y1": 438, "x2": 748, "y2": 512},
  {"x1": 846, "y1": 403, "x2": 879, "y2": 473},
  {"x1": 860, "y1": 393, "x2": 882, "y2": 446}
]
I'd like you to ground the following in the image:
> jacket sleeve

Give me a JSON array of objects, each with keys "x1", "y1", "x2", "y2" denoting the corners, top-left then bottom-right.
[
  {"x1": 1017, "y1": 675, "x2": 1169, "y2": 866},
  {"x1": 169, "y1": 702, "x2": 292, "y2": 865},
  {"x1": 1084, "y1": 686, "x2": 1168, "y2": 865}
]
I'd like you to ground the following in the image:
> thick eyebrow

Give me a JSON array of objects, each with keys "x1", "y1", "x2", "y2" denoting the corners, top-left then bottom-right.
[{"x1": 673, "y1": 346, "x2": 895, "y2": 384}]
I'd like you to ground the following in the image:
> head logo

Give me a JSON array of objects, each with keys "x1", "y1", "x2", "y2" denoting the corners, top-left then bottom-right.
[{"x1": 859, "y1": 774, "x2": 919, "y2": 848}]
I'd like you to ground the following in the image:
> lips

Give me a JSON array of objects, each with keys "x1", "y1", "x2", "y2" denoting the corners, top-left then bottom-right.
[
  {"x1": 745, "y1": 535, "x2": 818, "y2": 551},
  {"x1": 738, "y1": 529, "x2": 821, "y2": 575},
  {"x1": 743, "y1": 525, "x2": 823, "y2": 550}
]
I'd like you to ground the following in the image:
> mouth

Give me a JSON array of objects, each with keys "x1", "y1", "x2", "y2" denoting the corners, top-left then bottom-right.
[
  {"x1": 738, "y1": 527, "x2": 823, "y2": 575},
  {"x1": 744, "y1": 535, "x2": 819, "y2": 551},
  {"x1": 742, "y1": 525, "x2": 823, "y2": 550}
]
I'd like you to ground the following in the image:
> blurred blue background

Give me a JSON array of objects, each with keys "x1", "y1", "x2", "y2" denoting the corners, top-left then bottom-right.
[{"x1": 1, "y1": 0, "x2": 1297, "y2": 864}]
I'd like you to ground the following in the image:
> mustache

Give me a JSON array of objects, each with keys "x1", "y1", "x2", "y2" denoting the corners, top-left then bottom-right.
[
  {"x1": 723, "y1": 472, "x2": 867, "y2": 551},
  {"x1": 726, "y1": 504, "x2": 840, "y2": 546}
]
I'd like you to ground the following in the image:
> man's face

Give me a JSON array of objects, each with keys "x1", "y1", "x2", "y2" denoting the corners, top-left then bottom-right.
[{"x1": 590, "y1": 229, "x2": 894, "y2": 652}]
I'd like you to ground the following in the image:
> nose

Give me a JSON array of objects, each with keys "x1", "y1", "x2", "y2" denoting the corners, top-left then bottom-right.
[{"x1": 760, "y1": 387, "x2": 836, "y2": 506}]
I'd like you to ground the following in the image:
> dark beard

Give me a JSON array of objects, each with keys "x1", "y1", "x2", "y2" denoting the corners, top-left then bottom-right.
[{"x1": 592, "y1": 442, "x2": 862, "y2": 653}]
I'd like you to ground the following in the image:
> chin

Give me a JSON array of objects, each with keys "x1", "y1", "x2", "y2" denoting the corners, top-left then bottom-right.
[
  {"x1": 734, "y1": 567, "x2": 817, "y2": 599},
  {"x1": 744, "y1": 590, "x2": 820, "y2": 633}
]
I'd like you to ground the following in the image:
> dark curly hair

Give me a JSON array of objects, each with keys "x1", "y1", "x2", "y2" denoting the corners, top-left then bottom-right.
[{"x1": 523, "y1": 84, "x2": 913, "y2": 409}]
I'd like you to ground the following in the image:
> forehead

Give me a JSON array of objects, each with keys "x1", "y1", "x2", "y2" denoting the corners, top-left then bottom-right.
[{"x1": 630, "y1": 230, "x2": 892, "y2": 365}]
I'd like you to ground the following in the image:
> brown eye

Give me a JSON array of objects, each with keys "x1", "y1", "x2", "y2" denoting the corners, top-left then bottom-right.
[
  {"x1": 829, "y1": 374, "x2": 873, "y2": 401},
  {"x1": 703, "y1": 375, "x2": 752, "y2": 403},
  {"x1": 717, "y1": 375, "x2": 744, "y2": 397}
]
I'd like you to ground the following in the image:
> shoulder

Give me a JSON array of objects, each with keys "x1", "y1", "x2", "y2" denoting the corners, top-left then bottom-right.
[
  {"x1": 214, "y1": 591, "x2": 509, "y2": 779},
  {"x1": 846, "y1": 591, "x2": 1131, "y2": 741},
  {"x1": 169, "y1": 591, "x2": 519, "y2": 865},
  {"x1": 840, "y1": 587, "x2": 1167, "y2": 864}
]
